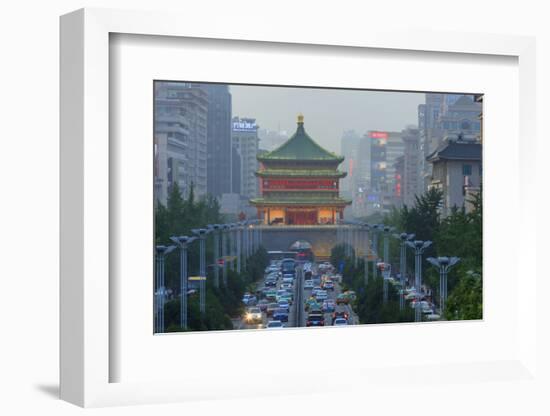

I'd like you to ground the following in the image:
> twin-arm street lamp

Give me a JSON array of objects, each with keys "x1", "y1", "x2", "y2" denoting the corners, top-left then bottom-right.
[
  {"x1": 406, "y1": 240, "x2": 432, "y2": 322},
  {"x1": 361, "y1": 223, "x2": 370, "y2": 285},
  {"x1": 170, "y1": 235, "x2": 197, "y2": 330},
  {"x1": 155, "y1": 244, "x2": 176, "y2": 333},
  {"x1": 381, "y1": 225, "x2": 395, "y2": 304},
  {"x1": 207, "y1": 224, "x2": 221, "y2": 288},
  {"x1": 192, "y1": 228, "x2": 211, "y2": 314},
  {"x1": 426, "y1": 256, "x2": 460, "y2": 316},
  {"x1": 393, "y1": 232, "x2": 415, "y2": 310},
  {"x1": 370, "y1": 224, "x2": 384, "y2": 279}
]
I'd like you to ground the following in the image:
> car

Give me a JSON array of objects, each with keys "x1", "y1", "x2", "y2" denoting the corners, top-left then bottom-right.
[
  {"x1": 322, "y1": 300, "x2": 335, "y2": 313},
  {"x1": 265, "y1": 279, "x2": 277, "y2": 288},
  {"x1": 322, "y1": 280, "x2": 335, "y2": 291},
  {"x1": 279, "y1": 294, "x2": 293, "y2": 305},
  {"x1": 242, "y1": 293, "x2": 257, "y2": 306},
  {"x1": 404, "y1": 292, "x2": 417, "y2": 300},
  {"x1": 333, "y1": 318, "x2": 348, "y2": 326},
  {"x1": 266, "y1": 302, "x2": 280, "y2": 317},
  {"x1": 257, "y1": 299, "x2": 269, "y2": 312},
  {"x1": 278, "y1": 300, "x2": 290, "y2": 312},
  {"x1": 282, "y1": 275, "x2": 295, "y2": 283},
  {"x1": 305, "y1": 298, "x2": 321, "y2": 311},
  {"x1": 343, "y1": 290, "x2": 356, "y2": 301},
  {"x1": 265, "y1": 289, "x2": 278, "y2": 301},
  {"x1": 266, "y1": 320, "x2": 284, "y2": 329},
  {"x1": 332, "y1": 310, "x2": 349, "y2": 323},
  {"x1": 315, "y1": 290, "x2": 328, "y2": 301},
  {"x1": 304, "y1": 280, "x2": 314, "y2": 289},
  {"x1": 311, "y1": 286, "x2": 322, "y2": 296},
  {"x1": 273, "y1": 308, "x2": 289, "y2": 322},
  {"x1": 281, "y1": 282, "x2": 293, "y2": 290},
  {"x1": 306, "y1": 313, "x2": 325, "y2": 327},
  {"x1": 245, "y1": 307, "x2": 262, "y2": 324},
  {"x1": 336, "y1": 294, "x2": 349, "y2": 305}
]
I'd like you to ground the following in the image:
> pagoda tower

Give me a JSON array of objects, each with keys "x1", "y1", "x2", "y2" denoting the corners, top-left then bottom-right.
[{"x1": 250, "y1": 114, "x2": 351, "y2": 225}]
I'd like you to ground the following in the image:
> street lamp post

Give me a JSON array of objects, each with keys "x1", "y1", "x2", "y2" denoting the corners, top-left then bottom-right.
[
  {"x1": 242, "y1": 221, "x2": 249, "y2": 269},
  {"x1": 427, "y1": 256, "x2": 460, "y2": 316},
  {"x1": 229, "y1": 223, "x2": 237, "y2": 271},
  {"x1": 394, "y1": 232, "x2": 415, "y2": 310},
  {"x1": 406, "y1": 240, "x2": 432, "y2": 322},
  {"x1": 170, "y1": 235, "x2": 197, "y2": 330},
  {"x1": 208, "y1": 224, "x2": 221, "y2": 288},
  {"x1": 192, "y1": 228, "x2": 210, "y2": 315},
  {"x1": 221, "y1": 225, "x2": 228, "y2": 286},
  {"x1": 155, "y1": 244, "x2": 176, "y2": 333},
  {"x1": 371, "y1": 224, "x2": 382, "y2": 279},
  {"x1": 236, "y1": 222, "x2": 243, "y2": 273},
  {"x1": 382, "y1": 226, "x2": 394, "y2": 304},
  {"x1": 362, "y1": 223, "x2": 370, "y2": 285}
]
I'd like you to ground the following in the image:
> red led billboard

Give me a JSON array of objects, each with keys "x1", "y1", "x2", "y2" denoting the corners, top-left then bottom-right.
[{"x1": 369, "y1": 131, "x2": 389, "y2": 139}]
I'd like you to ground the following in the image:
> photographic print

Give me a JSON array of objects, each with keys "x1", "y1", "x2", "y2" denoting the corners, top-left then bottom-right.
[{"x1": 154, "y1": 82, "x2": 482, "y2": 333}]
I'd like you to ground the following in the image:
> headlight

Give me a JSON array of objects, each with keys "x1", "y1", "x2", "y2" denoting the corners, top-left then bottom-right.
[{"x1": 246, "y1": 313, "x2": 252, "y2": 320}]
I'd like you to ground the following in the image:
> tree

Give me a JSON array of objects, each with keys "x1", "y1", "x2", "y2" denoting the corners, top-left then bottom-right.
[
  {"x1": 354, "y1": 277, "x2": 414, "y2": 324},
  {"x1": 444, "y1": 271, "x2": 482, "y2": 320}
]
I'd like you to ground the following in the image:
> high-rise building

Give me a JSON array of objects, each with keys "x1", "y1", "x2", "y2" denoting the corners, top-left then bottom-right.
[
  {"x1": 340, "y1": 130, "x2": 361, "y2": 198},
  {"x1": 400, "y1": 126, "x2": 422, "y2": 207},
  {"x1": 393, "y1": 155, "x2": 405, "y2": 207},
  {"x1": 418, "y1": 93, "x2": 482, "y2": 191},
  {"x1": 349, "y1": 134, "x2": 371, "y2": 218},
  {"x1": 232, "y1": 117, "x2": 260, "y2": 199},
  {"x1": 154, "y1": 82, "x2": 208, "y2": 203},
  {"x1": 258, "y1": 128, "x2": 289, "y2": 151},
  {"x1": 202, "y1": 84, "x2": 233, "y2": 197},
  {"x1": 369, "y1": 131, "x2": 405, "y2": 213}
]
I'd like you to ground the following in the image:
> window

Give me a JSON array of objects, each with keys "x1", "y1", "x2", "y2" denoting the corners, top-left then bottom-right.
[{"x1": 463, "y1": 164, "x2": 472, "y2": 176}]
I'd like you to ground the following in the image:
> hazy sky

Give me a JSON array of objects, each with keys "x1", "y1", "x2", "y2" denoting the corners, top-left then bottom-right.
[{"x1": 230, "y1": 84, "x2": 425, "y2": 153}]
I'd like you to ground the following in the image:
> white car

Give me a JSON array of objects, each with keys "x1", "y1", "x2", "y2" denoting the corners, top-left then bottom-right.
[
  {"x1": 304, "y1": 280, "x2": 314, "y2": 289},
  {"x1": 333, "y1": 318, "x2": 348, "y2": 326},
  {"x1": 265, "y1": 320, "x2": 284, "y2": 329},
  {"x1": 315, "y1": 290, "x2": 328, "y2": 301},
  {"x1": 245, "y1": 307, "x2": 262, "y2": 323}
]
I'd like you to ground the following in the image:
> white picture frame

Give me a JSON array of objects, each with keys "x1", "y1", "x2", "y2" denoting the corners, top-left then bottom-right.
[{"x1": 60, "y1": 7, "x2": 538, "y2": 408}]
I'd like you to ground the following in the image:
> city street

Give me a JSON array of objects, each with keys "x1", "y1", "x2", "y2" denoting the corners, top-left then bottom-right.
[{"x1": 236, "y1": 259, "x2": 358, "y2": 330}]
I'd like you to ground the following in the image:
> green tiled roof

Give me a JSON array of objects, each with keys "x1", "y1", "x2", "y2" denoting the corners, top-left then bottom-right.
[
  {"x1": 258, "y1": 117, "x2": 344, "y2": 163},
  {"x1": 256, "y1": 169, "x2": 347, "y2": 178}
]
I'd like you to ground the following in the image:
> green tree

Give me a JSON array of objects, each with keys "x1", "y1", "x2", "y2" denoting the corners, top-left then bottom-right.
[{"x1": 444, "y1": 271, "x2": 482, "y2": 320}]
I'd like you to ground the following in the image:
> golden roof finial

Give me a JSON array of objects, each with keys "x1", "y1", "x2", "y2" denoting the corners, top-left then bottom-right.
[{"x1": 297, "y1": 113, "x2": 304, "y2": 124}]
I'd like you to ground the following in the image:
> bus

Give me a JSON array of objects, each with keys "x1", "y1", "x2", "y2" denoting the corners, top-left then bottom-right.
[{"x1": 267, "y1": 250, "x2": 297, "y2": 262}]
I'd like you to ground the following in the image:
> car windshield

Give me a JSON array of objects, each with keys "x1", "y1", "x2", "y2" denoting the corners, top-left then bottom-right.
[
  {"x1": 268, "y1": 322, "x2": 282, "y2": 327},
  {"x1": 275, "y1": 309, "x2": 287, "y2": 314},
  {"x1": 249, "y1": 308, "x2": 260, "y2": 313}
]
